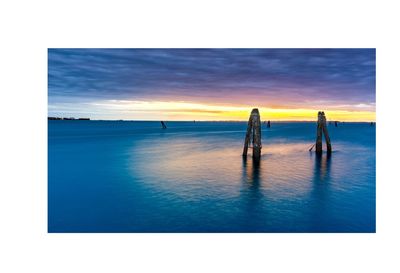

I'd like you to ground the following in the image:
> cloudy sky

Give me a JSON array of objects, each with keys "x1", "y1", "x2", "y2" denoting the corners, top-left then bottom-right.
[{"x1": 48, "y1": 48, "x2": 375, "y2": 121}]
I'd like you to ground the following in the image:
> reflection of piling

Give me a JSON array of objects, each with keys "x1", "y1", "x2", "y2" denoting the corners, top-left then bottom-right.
[
  {"x1": 267, "y1": 120, "x2": 271, "y2": 128},
  {"x1": 243, "y1": 108, "x2": 262, "y2": 161},
  {"x1": 161, "y1": 121, "x2": 167, "y2": 129},
  {"x1": 315, "y1": 111, "x2": 332, "y2": 154}
]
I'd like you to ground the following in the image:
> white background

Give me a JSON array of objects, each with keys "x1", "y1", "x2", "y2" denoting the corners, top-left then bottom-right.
[{"x1": 0, "y1": 0, "x2": 399, "y2": 272}]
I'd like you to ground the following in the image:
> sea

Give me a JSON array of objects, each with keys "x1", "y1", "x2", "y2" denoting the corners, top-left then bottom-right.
[{"x1": 48, "y1": 120, "x2": 376, "y2": 232}]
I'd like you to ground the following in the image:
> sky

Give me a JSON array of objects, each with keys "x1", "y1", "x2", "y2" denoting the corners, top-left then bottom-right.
[{"x1": 48, "y1": 48, "x2": 376, "y2": 121}]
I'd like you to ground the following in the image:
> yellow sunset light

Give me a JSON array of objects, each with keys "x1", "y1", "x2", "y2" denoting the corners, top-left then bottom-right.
[{"x1": 90, "y1": 100, "x2": 376, "y2": 122}]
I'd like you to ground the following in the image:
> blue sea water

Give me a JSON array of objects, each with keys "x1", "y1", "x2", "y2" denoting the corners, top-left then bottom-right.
[{"x1": 48, "y1": 120, "x2": 375, "y2": 232}]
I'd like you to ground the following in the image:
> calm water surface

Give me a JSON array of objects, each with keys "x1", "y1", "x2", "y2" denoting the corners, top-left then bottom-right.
[{"x1": 48, "y1": 121, "x2": 375, "y2": 232}]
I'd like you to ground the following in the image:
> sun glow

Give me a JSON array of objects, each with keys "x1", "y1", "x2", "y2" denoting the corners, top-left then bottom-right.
[{"x1": 87, "y1": 100, "x2": 376, "y2": 122}]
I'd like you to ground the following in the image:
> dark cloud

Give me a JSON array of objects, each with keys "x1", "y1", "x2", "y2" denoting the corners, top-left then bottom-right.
[{"x1": 48, "y1": 48, "x2": 375, "y2": 107}]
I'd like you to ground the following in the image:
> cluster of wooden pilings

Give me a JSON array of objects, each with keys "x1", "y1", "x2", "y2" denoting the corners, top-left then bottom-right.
[
  {"x1": 161, "y1": 109, "x2": 338, "y2": 160},
  {"x1": 315, "y1": 111, "x2": 332, "y2": 154},
  {"x1": 242, "y1": 109, "x2": 334, "y2": 161},
  {"x1": 242, "y1": 108, "x2": 262, "y2": 161}
]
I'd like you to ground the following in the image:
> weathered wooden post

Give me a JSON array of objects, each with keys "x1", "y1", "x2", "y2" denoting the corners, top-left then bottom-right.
[
  {"x1": 321, "y1": 113, "x2": 332, "y2": 153},
  {"x1": 316, "y1": 112, "x2": 323, "y2": 154},
  {"x1": 243, "y1": 114, "x2": 253, "y2": 157},
  {"x1": 161, "y1": 121, "x2": 167, "y2": 129},
  {"x1": 243, "y1": 108, "x2": 262, "y2": 161},
  {"x1": 315, "y1": 111, "x2": 332, "y2": 154}
]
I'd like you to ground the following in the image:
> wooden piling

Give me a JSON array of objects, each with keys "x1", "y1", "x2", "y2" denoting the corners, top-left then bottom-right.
[
  {"x1": 243, "y1": 113, "x2": 253, "y2": 156},
  {"x1": 315, "y1": 111, "x2": 331, "y2": 154},
  {"x1": 321, "y1": 112, "x2": 332, "y2": 153},
  {"x1": 243, "y1": 108, "x2": 262, "y2": 161},
  {"x1": 267, "y1": 120, "x2": 271, "y2": 128},
  {"x1": 316, "y1": 112, "x2": 323, "y2": 154},
  {"x1": 161, "y1": 121, "x2": 167, "y2": 129}
]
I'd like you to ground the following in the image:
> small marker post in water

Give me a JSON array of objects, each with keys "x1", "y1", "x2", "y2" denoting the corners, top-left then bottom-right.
[
  {"x1": 315, "y1": 111, "x2": 332, "y2": 155},
  {"x1": 161, "y1": 121, "x2": 167, "y2": 129},
  {"x1": 267, "y1": 120, "x2": 271, "y2": 128},
  {"x1": 243, "y1": 108, "x2": 262, "y2": 161}
]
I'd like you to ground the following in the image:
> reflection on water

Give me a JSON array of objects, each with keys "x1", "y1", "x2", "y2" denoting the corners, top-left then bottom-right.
[
  {"x1": 313, "y1": 153, "x2": 332, "y2": 183},
  {"x1": 48, "y1": 121, "x2": 376, "y2": 232},
  {"x1": 241, "y1": 157, "x2": 262, "y2": 201},
  {"x1": 242, "y1": 156, "x2": 261, "y2": 185},
  {"x1": 126, "y1": 134, "x2": 374, "y2": 232},
  {"x1": 309, "y1": 153, "x2": 332, "y2": 231},
  {"x1": 240, "y1": 156, "x2": 265, "y2": 230}
]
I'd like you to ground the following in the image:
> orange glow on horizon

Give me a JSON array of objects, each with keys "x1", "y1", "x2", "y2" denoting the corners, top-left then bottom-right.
[{"x1": 90, "y1": 100, "x2": 376, "y2": 122}]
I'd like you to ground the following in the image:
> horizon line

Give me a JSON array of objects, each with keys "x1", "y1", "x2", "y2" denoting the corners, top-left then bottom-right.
[{"x1": 48, "y1": 117, "x2": 376, "y2": 123}]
